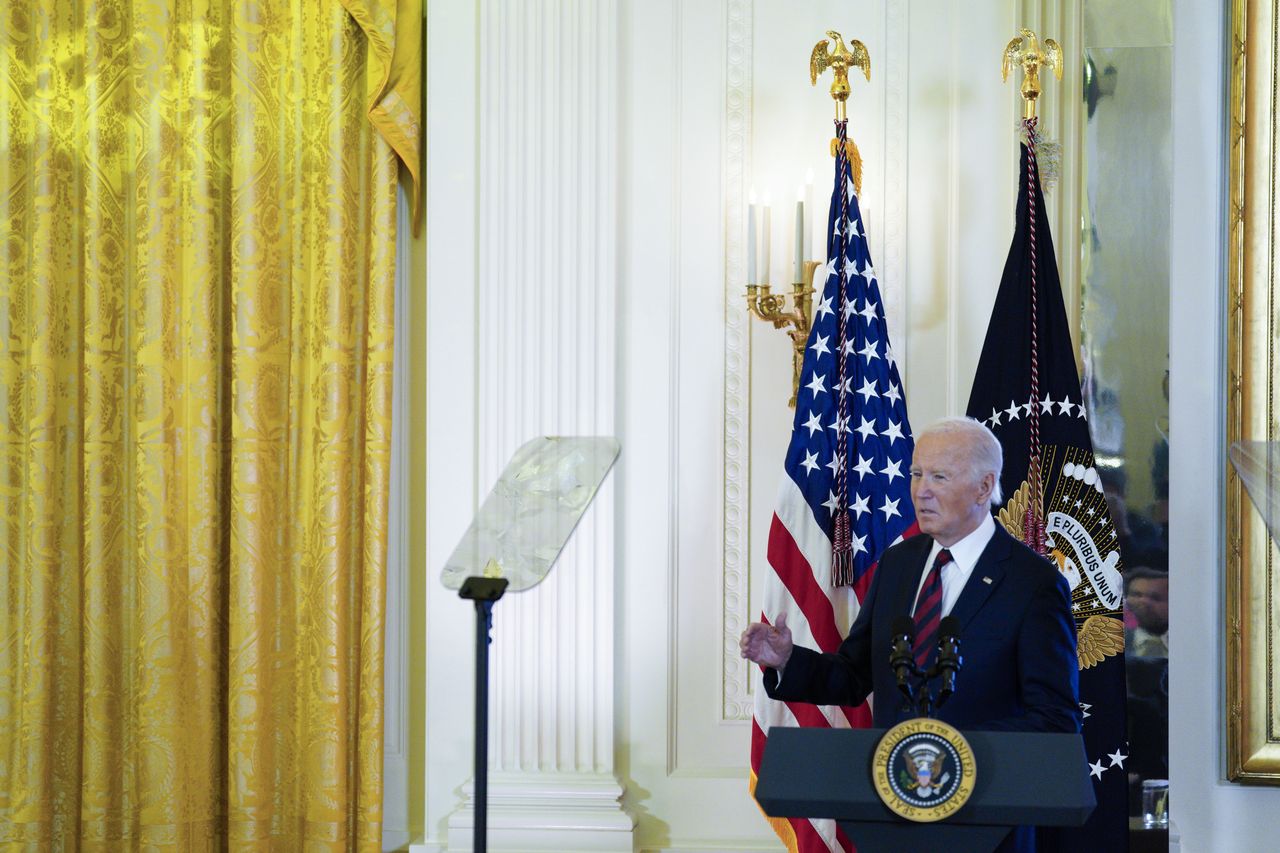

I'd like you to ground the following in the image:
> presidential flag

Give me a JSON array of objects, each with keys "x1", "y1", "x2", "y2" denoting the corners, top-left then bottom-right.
[
  {"x1": 966, "y1": 125, "x2": 1128, "y2": 851},
  {"x1": 749, "y1": 120, "x2": 918, "y2": 853}
]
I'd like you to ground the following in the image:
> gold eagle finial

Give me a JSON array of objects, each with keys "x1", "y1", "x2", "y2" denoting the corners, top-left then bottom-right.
[
  {"x1": 810, "y1": 30, "x2": 871, "y2": 121},
  {"x1": 1002, "y1": 28, "x2": 1063, "y2": 119}
]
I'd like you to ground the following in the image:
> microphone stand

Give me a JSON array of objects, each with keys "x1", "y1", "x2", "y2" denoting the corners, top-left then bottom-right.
[
  {"x1": 934, "y1": 633, "x2": 961, "y2": 707},
  {"x1": 895, "y1": 629, "x2": 963, "y2": 719},
  {"x1": 889, "y1": 622, "x2": 917, "y2": 713}
]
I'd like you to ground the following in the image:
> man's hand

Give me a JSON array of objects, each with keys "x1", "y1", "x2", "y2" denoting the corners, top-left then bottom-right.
[{"x1": 739, "y1": 613, "x2": 794, "y2": 670}]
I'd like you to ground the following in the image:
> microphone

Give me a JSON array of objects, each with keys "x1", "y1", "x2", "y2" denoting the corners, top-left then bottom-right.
[
  {"x1": 934, "y1": 616, "x2": 962, "y2": 707},
  {"x1": 889, "y1": 616, "x2": 916, "y2": 701}
]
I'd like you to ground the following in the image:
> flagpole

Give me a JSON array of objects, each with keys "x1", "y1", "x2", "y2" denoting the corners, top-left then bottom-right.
[
  {"x1": 808, "y1": 30, "x2": 871, "y2": 580},
  {"x1": 966, "y1": 30, "x2": 1130, "y2": 853},
  {"x1": 1002, "y1": 28, "x2": 1063, "y2": 554},
  {"x1": 749, "y1": 29, "x2": 922, "y2": 853}
]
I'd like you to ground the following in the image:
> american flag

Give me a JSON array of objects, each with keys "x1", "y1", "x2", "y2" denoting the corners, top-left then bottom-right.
[{"x1": 748, "y1": 122, "x2": 917, "y2": 853}]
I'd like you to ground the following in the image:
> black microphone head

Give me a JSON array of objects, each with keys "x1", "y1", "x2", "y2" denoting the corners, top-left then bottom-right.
[
  {"x1": 891, "y1": 615, "x2": 915, "y2": 639},
  {"x1": 938, "y1": 616, "x2": 961, "y2": 639}
]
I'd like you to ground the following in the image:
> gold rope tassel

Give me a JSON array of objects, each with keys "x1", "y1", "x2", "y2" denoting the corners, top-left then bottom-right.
[{"x1": 830, "y1": 137, "x2": 863, "y2": 195}]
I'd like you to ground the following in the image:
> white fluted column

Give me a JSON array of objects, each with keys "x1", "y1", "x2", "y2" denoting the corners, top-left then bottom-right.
[{"x1": 444, "y1": 1, "x2": 630, "y2": 850}]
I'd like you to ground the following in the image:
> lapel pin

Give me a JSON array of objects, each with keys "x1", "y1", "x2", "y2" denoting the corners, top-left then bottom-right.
[{"x1": 982, "y1": 576, "x2": 993, "y2": 584}]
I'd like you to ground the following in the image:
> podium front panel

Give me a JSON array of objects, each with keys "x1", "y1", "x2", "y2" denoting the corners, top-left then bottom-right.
[{"x1": 754, "y1": 726, "x2": 1095, "y2": 827}]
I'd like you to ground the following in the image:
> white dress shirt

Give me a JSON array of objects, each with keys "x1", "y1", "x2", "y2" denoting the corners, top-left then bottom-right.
[
  {"x1": 911, "y1": 513, "x2": 997, "y2": 618},
  {"x1": 1131, "y1": 627, "x2": 1168, "y2": 658}
]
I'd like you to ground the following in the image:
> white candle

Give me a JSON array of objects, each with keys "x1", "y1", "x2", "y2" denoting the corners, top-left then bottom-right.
[
  {"x1": 794, "y1": 189, "x2": 804, "y2": 284},
  {"x1": 804, "y1": 169, "x2": 815, "y2": 263},
  {"x1": 761, "y1": 194, "x2": 772, "y2": 286},
  {"x1": 747, "y1": 188, "x2": 757, "y2": 284},
  {"x1": 815, "y1": 170, "x2": 828, "y2": 262}
]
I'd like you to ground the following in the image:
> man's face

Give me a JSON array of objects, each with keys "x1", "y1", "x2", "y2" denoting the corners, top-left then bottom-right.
[
  {"x1": 909, "y1": 432, "x2": 992, "y2": 547},
  {"x1": 1127, "y1": 577, "x2": 1169, "y2": 635}
]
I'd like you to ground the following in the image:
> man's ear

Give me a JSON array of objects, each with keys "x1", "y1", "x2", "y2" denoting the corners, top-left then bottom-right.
[{"x1": 977, "y1": 471, "x2": 996, "y2": 506}]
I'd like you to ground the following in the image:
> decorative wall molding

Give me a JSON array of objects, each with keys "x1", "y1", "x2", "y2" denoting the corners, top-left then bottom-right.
[
  {"x1": 944, "y1": 11, "x2": 963, "y2": 417},
  {"x1": 720, "y1": 0, "x2": 753, "y2": 723},
  {"x1": 442, "y1": 0, "x2": 631, "y2": 847},
  {"x1": 474, "y1": 0, "x2": 619, "y2": 774},
  {"x1": 882, "y1": 0, "x2": 910, "y2": 365},
  {"x1": 664, "y1": 0, "x2": 686, "y2": 772},
  {"x1": 447, "y1": 774, "x2": 633, "y2": 852},
  {"x1": 1019, "y1": 0, "x2": 1085, "y2": 347}
]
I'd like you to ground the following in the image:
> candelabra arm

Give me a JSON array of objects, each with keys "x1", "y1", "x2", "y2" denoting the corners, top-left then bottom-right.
[
  {"x1": 746, "y1": 261, "x2": 821, "y2": 408},
  {"x1": 745, "y1": 284, "x2": 790, "y2": 328}
]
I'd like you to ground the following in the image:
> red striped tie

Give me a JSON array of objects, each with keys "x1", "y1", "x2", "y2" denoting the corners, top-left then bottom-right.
[{"x1": 913, "y1": 549, "x2": 952, "y2": 669}]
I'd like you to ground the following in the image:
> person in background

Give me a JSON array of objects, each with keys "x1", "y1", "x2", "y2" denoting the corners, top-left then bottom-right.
[
  {"x1": 1125, "y1": 567, "x2": 1168, "y2": 659},
  {"x1": 1099, "y1": 466, "x2": 1165, "y2": 567},
  {"x1": 1124, "y1": 566, "x2": 1169, "y2": 804}
]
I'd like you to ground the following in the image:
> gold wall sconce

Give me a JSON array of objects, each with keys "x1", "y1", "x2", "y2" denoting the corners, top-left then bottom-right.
[
  {"x1": 745, "y1": 251, "x2": 822, "y2": 409},
  {"x1": 746, "y1": 30, "x2": 868, "y2": 409}
]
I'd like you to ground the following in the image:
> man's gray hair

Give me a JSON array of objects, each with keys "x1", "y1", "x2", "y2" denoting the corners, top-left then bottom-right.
[{"x1": 917, "y1": 416, "x2": 1004, "y2": 506}]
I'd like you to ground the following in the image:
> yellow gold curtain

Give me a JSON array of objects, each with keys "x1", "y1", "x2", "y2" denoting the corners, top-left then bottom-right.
[{"x1": 0, "y1": 0, "x2": 420, "y2": 849}]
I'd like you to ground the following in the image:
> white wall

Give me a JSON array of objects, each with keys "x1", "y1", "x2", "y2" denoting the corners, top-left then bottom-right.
[
  {"x1": 418, "y1": 1, "x2": 1023, "y2": 848},
  {"x1": 1165, "y1": 1, "x2": 1280, "y2": 851},
  {"x1": 412, "y1": 0, "x2": 1280, "y2": 850},
  {"x1": 620, "y1": 2, "x2": 1019, "y2": 850},
  {"x1": 420, "y1": 0, "x2": 481, "y2": 846}
]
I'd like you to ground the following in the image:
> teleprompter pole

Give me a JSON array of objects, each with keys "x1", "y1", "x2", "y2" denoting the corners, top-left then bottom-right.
[{"x1": 459, "y1": 576, "x2": 509, "y2": 853}]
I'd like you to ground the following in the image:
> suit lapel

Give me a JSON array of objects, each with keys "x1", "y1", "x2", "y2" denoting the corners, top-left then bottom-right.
[
  {"x1": 891, "y1": 535, "x2": 936, "y2": 617},
  {"x1": 946, "y1": 523, "x2": 1012, "y2": 633}
]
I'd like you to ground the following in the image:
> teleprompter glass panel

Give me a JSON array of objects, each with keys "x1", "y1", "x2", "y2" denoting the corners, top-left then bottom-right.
[{"x1": 440, "y1": 436, "x2": 620, "y2": 593}]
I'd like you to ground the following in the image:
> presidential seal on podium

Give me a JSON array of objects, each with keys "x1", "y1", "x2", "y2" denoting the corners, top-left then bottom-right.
[{"x1": 872, "y1": 718, "x2": 977, "y2": 822}]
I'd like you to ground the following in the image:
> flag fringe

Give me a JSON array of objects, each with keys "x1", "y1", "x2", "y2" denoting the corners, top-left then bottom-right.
[
  {"x1": 748, "y1": 770, "x2": 801, "y2": 853},
  {"x1": 1017, "y1": 121, "x2": 1061, "y2": 193},
  {"x1": 832, "y1": 511, "x2": 853, "y2": 587},
  {"x1": 829, "y1": 137, "x2": 863, "y2": 195}
]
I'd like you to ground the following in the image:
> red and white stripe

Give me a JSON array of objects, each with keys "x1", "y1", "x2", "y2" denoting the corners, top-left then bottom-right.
[{"x1": 749, "y1": 472, "x2": 918, "y2": 852}]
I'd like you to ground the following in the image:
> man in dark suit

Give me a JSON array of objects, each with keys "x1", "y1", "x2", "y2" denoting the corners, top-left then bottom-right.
[
  {"x1": 740, "y1": 417, "x2": 1080, "y2": 850},
  {"x1": 1123, "y1": 566, "x2": 1169, "y2": 800}
]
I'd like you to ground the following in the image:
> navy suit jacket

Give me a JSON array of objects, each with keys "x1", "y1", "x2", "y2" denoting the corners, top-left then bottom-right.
[{"x1": 765, "y1": 523, "x2": 1081, "y2": 733}]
